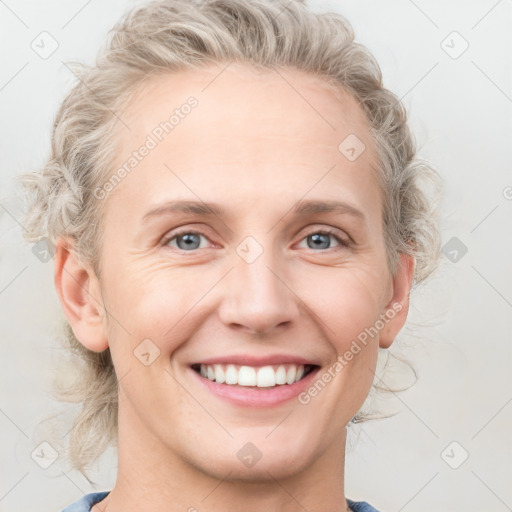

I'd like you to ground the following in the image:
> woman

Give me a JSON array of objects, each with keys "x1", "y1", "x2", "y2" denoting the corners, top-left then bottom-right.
[{"x1": 20, "y1": 0, "x2": 442, "y2": 510}]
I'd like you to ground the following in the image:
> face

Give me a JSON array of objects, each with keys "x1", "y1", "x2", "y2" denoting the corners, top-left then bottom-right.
[{"x1": 78, "y1": 63, "x2": 410, "y2": 481}]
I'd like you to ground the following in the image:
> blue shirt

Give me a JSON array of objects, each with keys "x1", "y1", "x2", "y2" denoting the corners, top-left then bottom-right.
[{"x1": 61, "y1": 492, "x2": 381, "y2": 511}]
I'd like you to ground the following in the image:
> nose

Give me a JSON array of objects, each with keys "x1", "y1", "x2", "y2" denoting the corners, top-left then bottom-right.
[{"x1": 217, "y1": 247, "x2": 300, "y2": 336}]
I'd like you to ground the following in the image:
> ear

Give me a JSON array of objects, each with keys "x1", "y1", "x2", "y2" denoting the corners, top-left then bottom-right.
[
  {"x1": 378, "y1": 252, "x2": 416, "y2": 349},
  {"x1": 54, "y1": 237, "x2": 109, "y2": 352}
]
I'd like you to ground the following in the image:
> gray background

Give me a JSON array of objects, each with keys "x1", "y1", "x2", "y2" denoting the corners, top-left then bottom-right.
[{"x1": 1, "y1": 0, "x2": 511, "y2": 510}]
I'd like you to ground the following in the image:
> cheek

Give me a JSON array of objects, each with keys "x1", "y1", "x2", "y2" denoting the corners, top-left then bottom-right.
[
  {"x1": 103, "y1": 246, "x2": 387, "y2": 361},
  {"x1": 304, "y1": 268, "x2": 385, "y2": 346},
  {"x1": 99, "y1": 275, "x2": 186, "y2": 382},
  {"x1": 105, "y1": 260, "x2": 192, "y2": 331}
]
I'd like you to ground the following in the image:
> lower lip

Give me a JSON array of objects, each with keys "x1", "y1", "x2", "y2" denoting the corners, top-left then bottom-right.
[{"x1": 189, "y1": 366, "x2": 321, "y2": 408}]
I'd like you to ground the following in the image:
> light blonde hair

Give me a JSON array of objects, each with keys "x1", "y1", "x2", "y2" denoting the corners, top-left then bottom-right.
[{"x1": 19, "y1": 0, "x2": 443, "y2": 475}]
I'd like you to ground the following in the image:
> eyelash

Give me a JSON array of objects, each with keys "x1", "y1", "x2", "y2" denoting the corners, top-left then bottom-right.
[{"x1": 161, "y1": 227, "x2": 351, "y2": 252}]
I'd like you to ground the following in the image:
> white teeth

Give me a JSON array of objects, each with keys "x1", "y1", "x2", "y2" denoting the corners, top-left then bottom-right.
[
  {"x1": 197, "y1": 363, "x2": 310, "y2": 387},
  {"x1": 275, "y1": 365, "x2": 287, "y2": 385},
  {"x1": 286, "y1": 365, "x2": 296, "y2": 385},
  {"x1": 214, "y1": 364, "x2": 225, "y2": 384},
  {"x1": 238, "y1": 366, "x2": 256, "y2": 386},
  {"x1": 256, "y1": 366, "x2": 275, "y2": 387},
  {"x1": 225, "y1": 364, "x2": 238, "y2": 385}
]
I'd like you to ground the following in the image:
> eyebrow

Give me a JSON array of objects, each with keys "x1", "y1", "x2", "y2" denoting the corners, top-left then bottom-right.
[{"x1": 142, "y1": 199, "x2": 366, "y2": 223}]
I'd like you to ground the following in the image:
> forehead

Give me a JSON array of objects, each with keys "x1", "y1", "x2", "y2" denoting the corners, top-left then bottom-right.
[
  {"x1": 106, "y1": 62, "x2": 381, "y2": 220},
  {"x1": 122, "y1": 62, "x2": 373, "y2": 150}
]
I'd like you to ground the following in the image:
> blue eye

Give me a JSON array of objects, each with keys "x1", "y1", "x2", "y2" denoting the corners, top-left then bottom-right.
[
  {"x1": 299, "y1": 230, "x2": 349, "y2": 250},
  {"x1": 164, "y1": 231, "x2": 208, "y2": 251},
  {"x1": 162, "y1": 228, "x2": 349, "y2": 253}
]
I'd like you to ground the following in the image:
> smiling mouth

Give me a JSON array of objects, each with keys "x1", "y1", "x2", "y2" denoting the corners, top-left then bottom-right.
[{"x1": 191, "y1": 363, "x2": 319, "y2": 388}]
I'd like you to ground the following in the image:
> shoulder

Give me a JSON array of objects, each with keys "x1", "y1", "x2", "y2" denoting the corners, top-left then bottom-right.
[
  {"x1": 61, "y1": 492, "x2": 110, "y2": 512},
  {"x1": 347, "y1": 498, "x2": 382, "y2": 512}
]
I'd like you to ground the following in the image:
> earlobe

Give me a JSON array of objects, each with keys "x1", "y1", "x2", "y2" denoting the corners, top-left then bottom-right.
[
  {"x1": 378, "y1": 253, "x2": 416, "y2": 349},
  {"x1": 54, "y1": 238, "x2": 109, "y2": 352}
]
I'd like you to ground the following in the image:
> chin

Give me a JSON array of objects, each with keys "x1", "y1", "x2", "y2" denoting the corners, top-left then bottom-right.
[{"x1": 186, "y1": 440, "x2": 315, "y2": 483}]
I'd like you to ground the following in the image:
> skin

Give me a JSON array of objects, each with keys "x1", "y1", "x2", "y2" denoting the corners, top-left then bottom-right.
[{"x1": 54, "y1": 62, "x2": 415, "y2": 512}]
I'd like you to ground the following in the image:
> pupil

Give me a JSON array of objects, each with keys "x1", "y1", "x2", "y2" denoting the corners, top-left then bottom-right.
[
  {"x1": 309, "y1": 233, "x2": 329, "y2": 250},
  {"x1": 178, "y1": 233, "x2": 200, "y2": 250}
]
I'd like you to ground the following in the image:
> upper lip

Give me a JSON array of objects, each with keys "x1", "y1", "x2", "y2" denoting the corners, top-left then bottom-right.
[{"x1": 191, "y1": 354, "x2": 320, "y2": 367}]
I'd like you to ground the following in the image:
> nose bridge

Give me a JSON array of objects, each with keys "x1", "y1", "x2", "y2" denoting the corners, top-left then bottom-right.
[{"x1": 218, "y1": 236, "x2": 299, "y2": 334}]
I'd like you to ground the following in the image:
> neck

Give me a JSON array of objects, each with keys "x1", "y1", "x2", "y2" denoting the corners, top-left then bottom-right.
[{"x1": 94, "y1": 402, "x2": 350, "y2": 512}]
